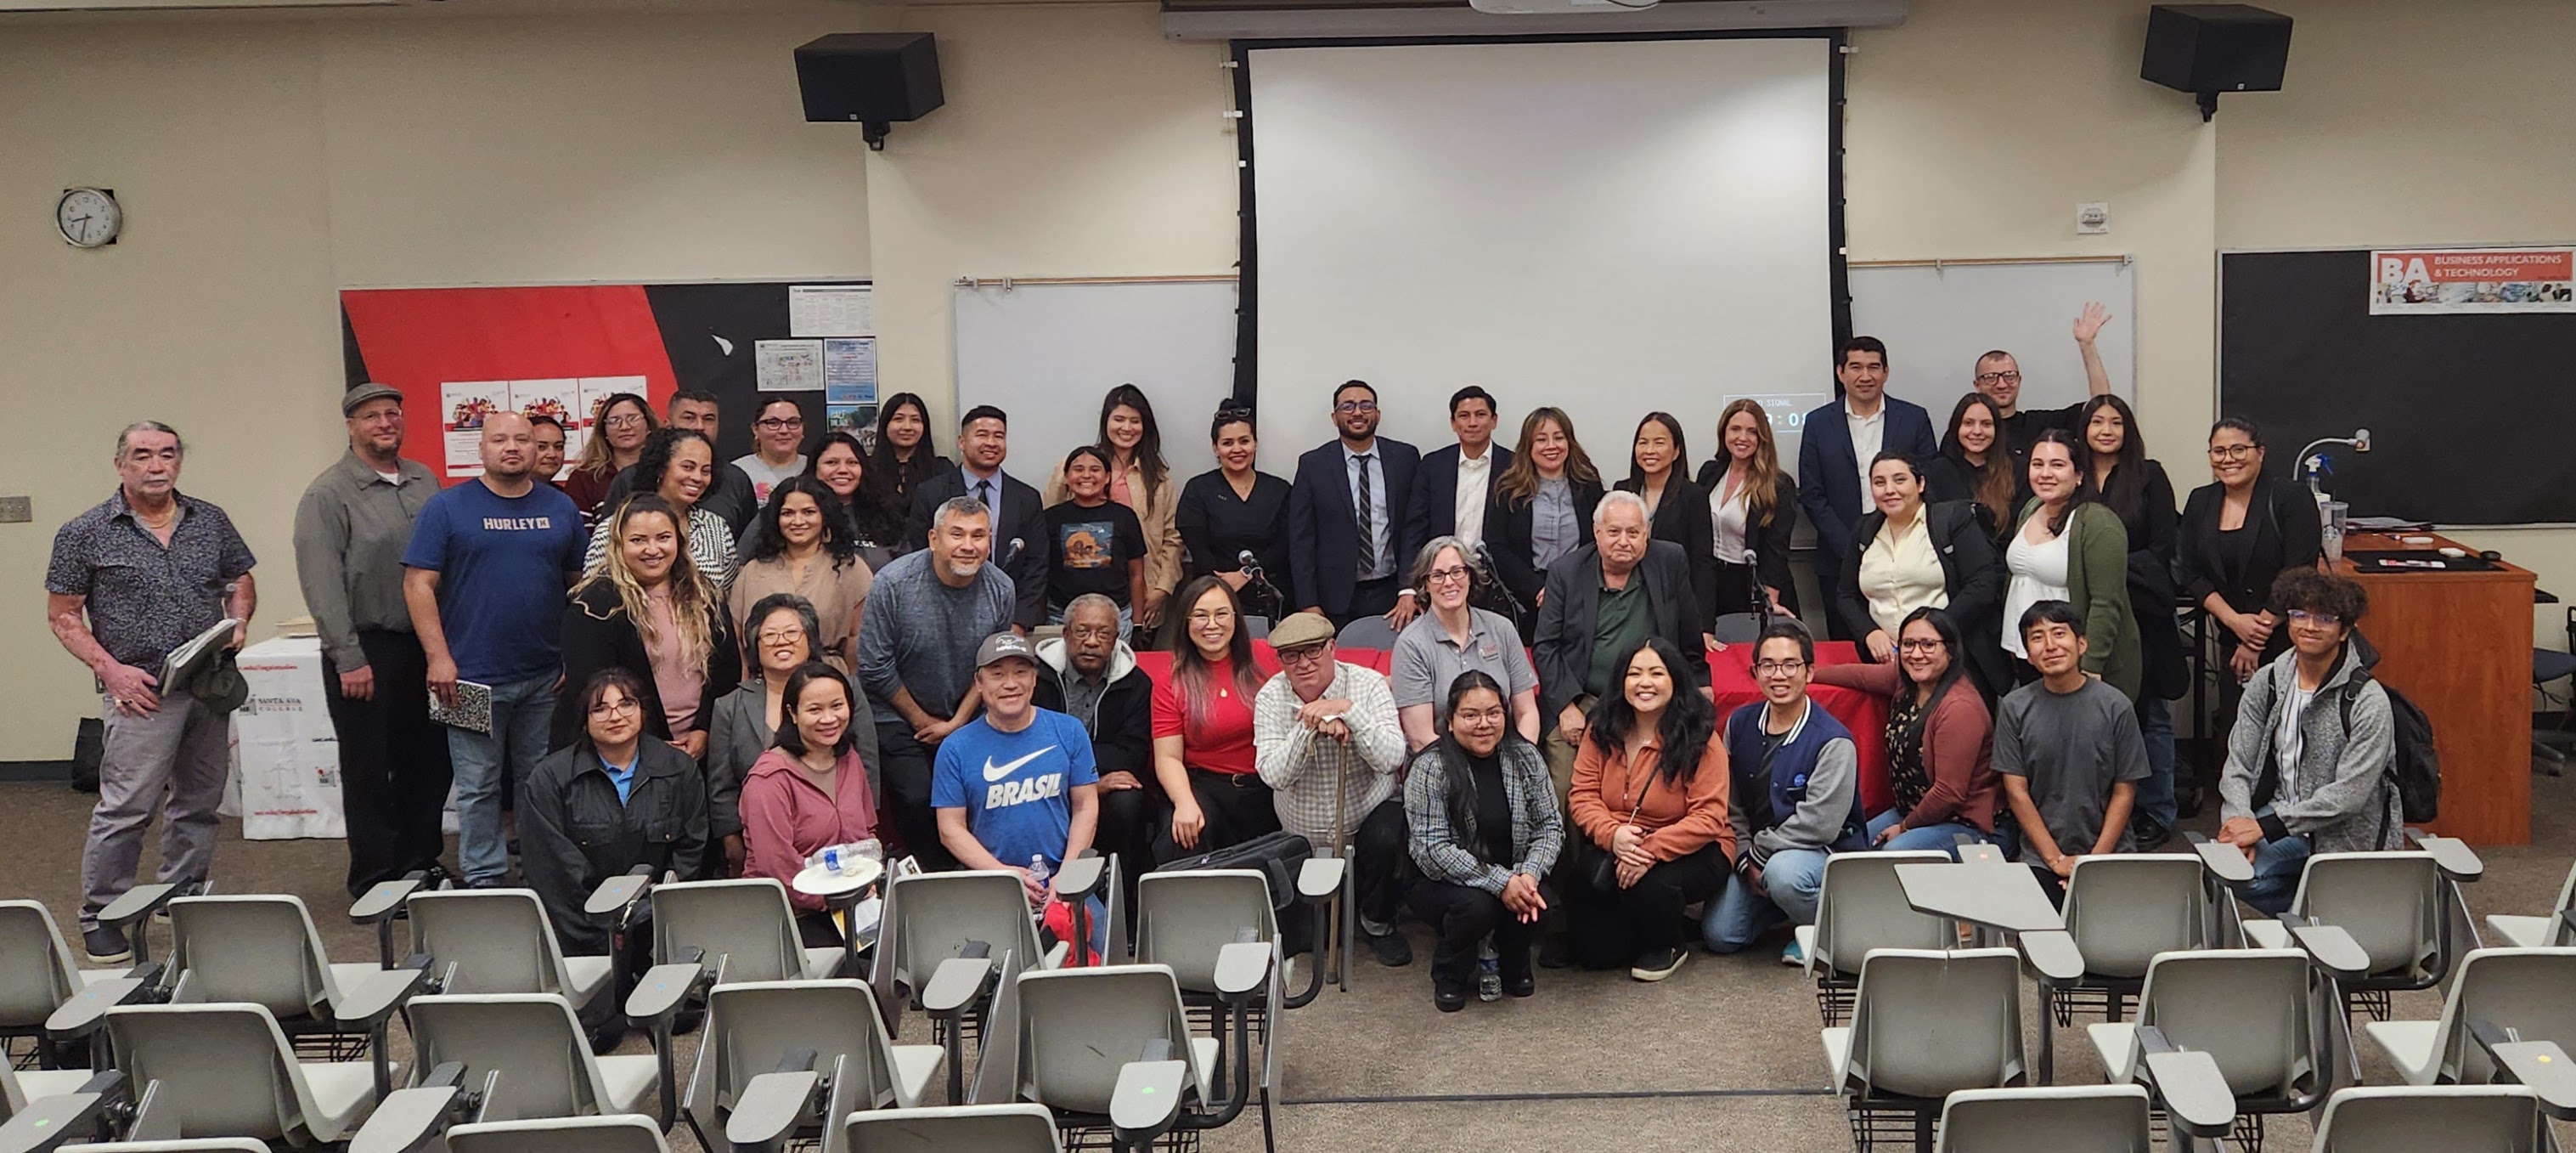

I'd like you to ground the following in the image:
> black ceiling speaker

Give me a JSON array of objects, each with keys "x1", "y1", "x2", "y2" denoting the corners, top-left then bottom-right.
[
  {"x1": 794, "y1": 33, "x2": 944, "y2": 150},
  {"x1": 2141, "y1": 4, "x2": 2291, "y2": 121}
]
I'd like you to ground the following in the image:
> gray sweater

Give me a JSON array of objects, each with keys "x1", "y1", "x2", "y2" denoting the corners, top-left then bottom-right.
[
  {"x1": 2218, "y1": 640, "x2": 2404, "y2": 854},
  {"x1": 854, "y1": 549, "x2": 1017, "y2": 726}
]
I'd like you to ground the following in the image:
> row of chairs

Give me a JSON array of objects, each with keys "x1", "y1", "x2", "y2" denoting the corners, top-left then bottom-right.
[
  {"x1": 1812, "y1": 834, "x2": 2576, "y2": 1151},
  {"x1": 0, "y1": 851, "x2": 1341, "y2": 1153}
]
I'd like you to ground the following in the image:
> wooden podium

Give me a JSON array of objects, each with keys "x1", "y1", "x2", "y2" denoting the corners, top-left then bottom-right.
[{"x1": 2336, "y1": 533, "x2": 2535, "y2": 845}]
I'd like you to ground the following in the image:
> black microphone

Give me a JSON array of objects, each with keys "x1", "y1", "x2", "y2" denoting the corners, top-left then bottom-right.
[{"x1": 1743, "y1": 545, "x2": 1767, "y2": 618}]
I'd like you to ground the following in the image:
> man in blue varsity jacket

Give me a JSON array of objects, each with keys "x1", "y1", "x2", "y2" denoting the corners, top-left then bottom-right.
[{"x1": 1702, "y1": 619, "x2": 1862, "y2": 963}]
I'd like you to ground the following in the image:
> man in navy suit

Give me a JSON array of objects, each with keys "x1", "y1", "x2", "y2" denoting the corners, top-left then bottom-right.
[
  {"x1": 1291, "y1": 381, "x2": 1423, "y2": 630},
  {"x1": 905, "y1": 404, "x2": 1050, "y2": 630},
  {"x1": 1405, "y1": 386, "x2": 1513, "y2": 557},
  {"x1": 1797, "y1": 336, "x2": 1937, "y2": 640}
]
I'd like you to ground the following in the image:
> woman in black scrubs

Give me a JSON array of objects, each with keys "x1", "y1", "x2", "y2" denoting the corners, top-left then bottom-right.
[{"x1": 1175, "y1": 402, "x2": 1295, "y2": 619}]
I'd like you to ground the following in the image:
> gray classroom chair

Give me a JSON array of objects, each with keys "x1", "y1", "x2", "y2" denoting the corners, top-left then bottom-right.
[
  {"x1": 679, "y1": 979, "x2": 939, "y2": 1153},
  {"x1": 1822, "y1": 947, "x2": 2026, "y2": 1152},
  {"x1": 2485, "y1": 862, "x2": 2576, "y2": 948},
  {"x1": 1932, "y1": 1085, "x2": 2156, "y2": 1153},
  {"x1": 2242, "y1": 851, "x2": 2456, "y2": 1017},
  {"x1": 843, "y1": 1104, "x2": 1063, "y2": 1153},
  {"x1": 160, "y1": 896, "x2": 408, "y2": 1059},
  {"x1": 1711, "y1": 613, "x2": 1766, "y2": 645},
  {"x1": 2363, "y1": 947, "x2": 2576, "y2": 1086},
  {"x1": 0, "y1": 901, "x2": 133, "y2": 1064},
  {"x1": 405, "y1": 890, "x2": 612, "y2": 1006},
  {"x1": 650, "y1": 879, "x2": 843, "y2": 984},
  {"x1": 2050, "y1": 855, "x2": 2224, "y2": 1024},
  {"x1": 2086, "y1": 949, "x2": 2325, "y2": 1147},
  {"x1": 445, "y1": 1115, "x2": 669, "y2": 1153},
  {"x1": 1333, "y1": 617, "x2": 1398, "y2": 651},
  {"x1": 3, "y1": 1058, "x2": 98, "y2": 1128},
  {"x1": 975, "y1": 963, "x2": 1259, "y2": 1151},
  {"x1": 401, "y1": 994, "x2": 658, "y2": 1122},
  {"x1": 59, "y1": 1142, "x2": 274, "y2": 1152},
  {"x1": 1795, "y1": 851, "x2": 1953, "y2": 1026},
  {"x1": 2308, "y1": 1085, "x2": 2557, "y2": 1153},
  {"x1": 1128, "y1": 869, "x2": 1294, "y2": 1150},
  {"x1": 870, "y1": 870, "x2": 1063, "y2": 1041},
  {"x1": 99, "y1": 1003, "x2": 375, "y2": 1149}
]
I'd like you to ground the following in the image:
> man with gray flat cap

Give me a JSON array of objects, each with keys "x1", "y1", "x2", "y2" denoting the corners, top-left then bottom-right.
[{"x1": 296, "y1": 382, "x2": 453, "y2": 897}]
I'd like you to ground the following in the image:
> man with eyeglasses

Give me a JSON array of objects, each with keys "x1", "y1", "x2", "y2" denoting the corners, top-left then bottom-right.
[
  {"x1": 600, "y1": 389, "x2": 761, "y2": 535},
  {"x1": 1291, "y1": 380, "x2": 1423, "y2": 629},
  {"x1": 1703, "y1": 619, "x2": 1860, "y2": 963},
  {"x1": 1034, "y1": 594, "x2": 1159, "y2": 895},
  {"x1": 1251, "y1": 611, "x2": 1412, "y2": 965},
  {"x1": 1994, "y1": 600, "x2": 2150, "y2": 899},
  {"x1": 735, "y1": 398, "x2": 810, "y2": 506},
  {"x1": 1942, "y1": 302, "x2": 2121, "y2": 468}
]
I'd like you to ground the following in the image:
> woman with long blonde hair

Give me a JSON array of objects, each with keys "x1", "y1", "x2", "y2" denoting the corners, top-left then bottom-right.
[
  {"x1": 1693, "y1": 398, "x2": 1801, "y2": 619},
  {"x1": 553, "y1": 493, "x2": 741, "y2": 757}
]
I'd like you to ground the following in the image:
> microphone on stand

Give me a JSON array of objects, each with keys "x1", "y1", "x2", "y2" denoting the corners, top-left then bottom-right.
[{"x1": 1002, "y1": 537, "x2": 1024, "y2": 567}]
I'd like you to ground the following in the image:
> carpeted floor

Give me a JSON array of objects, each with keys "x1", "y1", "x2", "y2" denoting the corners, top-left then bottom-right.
[{"x1": 4, "y1": 771, "x2": 2573, "y2": 1152}]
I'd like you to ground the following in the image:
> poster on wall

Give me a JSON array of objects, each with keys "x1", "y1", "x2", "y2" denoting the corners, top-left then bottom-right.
[
  {"x1": 755, "y1": 339, "x2": 825, "y2": 392},
  {"x1": 824, "y1": 336, "x2": 878, "y2": 437},
  {"x1": 2370, "y1": 246, "x2": 2576, "y2": 314},
  {"x1": 789, "y1": 283, "x2": 874, "y2": 336}
]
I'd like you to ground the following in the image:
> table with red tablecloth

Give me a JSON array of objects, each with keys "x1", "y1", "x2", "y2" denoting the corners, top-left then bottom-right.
[{"x1": 1127, "y1": 638, "x2": 1891, "y2": 814}]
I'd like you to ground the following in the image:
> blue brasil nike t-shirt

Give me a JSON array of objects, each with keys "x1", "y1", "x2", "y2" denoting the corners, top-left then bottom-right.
[{"x1": 931, "y1": 708, "x2": 1099, "y2": 872}]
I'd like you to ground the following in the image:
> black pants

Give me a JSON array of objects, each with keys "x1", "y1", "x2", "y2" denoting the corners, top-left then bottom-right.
[
  {"x1": 1410, "y1": 879, "x2": 1535, "y2": 987},
  {"x1": 1096, "y1": 785, "x2": 1161, "y2": 907},
  {"x1": 1567, "y1": 845, "x2": 1726, "y2": 968},
  {"x1": 875, "y1": 722, "x2": 958, "y2": 871},
  {"x1": 324, "y1": 630, "x2": 455, "y2": 897},
  {"x1": 1152, "y1": 768, "x2": 1281, "y2": 865},
  {"x1": 1346, "y1": 798, "x2": 1411, "y2": 928},
  {"x1": 1333, "y1": 575, "x2": 1402, "y2": 629}
]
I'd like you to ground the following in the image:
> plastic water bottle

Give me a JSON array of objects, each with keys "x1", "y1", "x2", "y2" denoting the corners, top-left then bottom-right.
[
  {"x1": 1026, "y1": 855, "x2": 1053, "y2": 887},
  {"x1": 806, "y1": 840, "x2": 881, "y2": 877}
]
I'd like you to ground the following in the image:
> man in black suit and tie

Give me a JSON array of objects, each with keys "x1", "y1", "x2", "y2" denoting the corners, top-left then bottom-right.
[
  {"x1": 1404, "y1": 386, "x2": 1513, "y2": 558},
  {"x1": 906, "y1": 404, "x2": 1049, "y2": 630},
  {"x1": 1290, "y1": 380, "x2": 1423, "y2": 630},
  {"x1": 1797, "y1": 336, "x2": 1938, "y2": 640}
]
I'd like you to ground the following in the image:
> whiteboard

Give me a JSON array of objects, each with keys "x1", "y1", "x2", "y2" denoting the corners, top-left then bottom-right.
[
  {"x1": 1847, "y1": 259, "x2": 2136, "y2": 425},
  {"x1": 953, "y1": 280, "x2": 1241, "y2": 487}
]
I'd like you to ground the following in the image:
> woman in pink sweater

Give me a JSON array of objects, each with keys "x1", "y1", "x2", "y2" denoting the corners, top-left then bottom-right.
[
  {"x1": 739, "y1": 662, "x2": 881, "y2": 947},
  {"x1": 1811, "y1": 606, "x2": 2004, "y2": 859}
]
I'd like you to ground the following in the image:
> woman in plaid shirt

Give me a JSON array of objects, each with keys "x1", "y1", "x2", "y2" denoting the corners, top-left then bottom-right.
[{"x1": 1404, "y1": 670, "x2": 1564, "y2": 1012}]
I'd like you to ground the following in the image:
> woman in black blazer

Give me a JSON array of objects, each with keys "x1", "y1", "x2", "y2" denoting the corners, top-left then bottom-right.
[
  {"x1": 2177, "y1": 416, "x2": 2323, "y2": 685},
  {"x1": 1175, "y1": 403, "x2": 1296, "y2": 615},
  {"x1": 1923, "y1": 393, "x2": 2023, "y2": 543},
  {"x1": 553, "y1": 495, "x2": 743, "y2": 754},
  {"x1": 1487, "y1": 407, "x2": 1606, "y2": 634},
  {"x1": 1836, "y1": 453, "x2": 2010, "y2": 696},
  {"x1": 1617, "y1": 412, "x2": 1717, "y2": 625},
  {"x1": 1692, "y1": 398, "x2": 1801, "y2": 619}
]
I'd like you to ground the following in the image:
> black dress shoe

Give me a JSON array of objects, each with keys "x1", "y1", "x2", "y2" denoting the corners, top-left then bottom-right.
[{"x1": 1432, "y1": 978, "x2": 1468, "y2": 1013}]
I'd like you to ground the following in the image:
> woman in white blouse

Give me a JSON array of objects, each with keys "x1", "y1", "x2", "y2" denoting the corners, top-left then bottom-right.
[
  {"x1": 2004, "y1": 431, "x2": 2139, "y2": 698},
  {"x1": 1693, "y1": 398, "x2": 1801, "y2": 621},
  {"x1": 1835, "y1": 451, "x2": 2010, "y2": 695}
]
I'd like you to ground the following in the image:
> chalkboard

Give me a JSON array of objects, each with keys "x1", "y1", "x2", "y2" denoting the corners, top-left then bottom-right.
[{"x1": 2220, "y1": 249, "x2": 2576, "y2": 525}]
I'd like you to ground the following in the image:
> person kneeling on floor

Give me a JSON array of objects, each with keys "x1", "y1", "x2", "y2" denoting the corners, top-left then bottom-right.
[
  {"x1": 1405, "y1": 670, "x2": 1562, "y2": 1011},
  {"x1": 1703, "y1": 619, "x2": 1863, "y2": 963},
  {"x1": 1253, "y1": 611, "x2": 1413, "y2": 966},
  {"x1": 1565, "y1": 636, "x2": 1734, "y2": 983}
]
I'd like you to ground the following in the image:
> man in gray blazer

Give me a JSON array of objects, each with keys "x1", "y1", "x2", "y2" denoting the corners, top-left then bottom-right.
[{"x1": 1530, "y1": 490, "x2": 1713, "y2": 792}]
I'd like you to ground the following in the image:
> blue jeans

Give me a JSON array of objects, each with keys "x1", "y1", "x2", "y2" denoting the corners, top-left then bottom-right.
[
  {"x1": 2134, "y1": 697, "x2": 2179, "y2": 830},
  {"x1": 1862, "y1": 809, "x2": 2002, "y2": 860},
  {"x1": 2241, "y1": 831, "x2": 2311, "y2": 917},
  {"x1": 1701, "y1": 846, "x2": 1829, "y2": 953},
  {"x1": 444, "y1": 673, "x2": 558, "y2": 885}
]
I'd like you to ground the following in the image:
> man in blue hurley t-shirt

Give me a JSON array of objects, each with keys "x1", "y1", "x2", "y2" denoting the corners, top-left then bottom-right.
[
  {"x1": 933, "y1": 631, "x2": 1101, "y2": 907},
  {"x1": 403, "y1": 412, "x2": 586, "y2": 888}
]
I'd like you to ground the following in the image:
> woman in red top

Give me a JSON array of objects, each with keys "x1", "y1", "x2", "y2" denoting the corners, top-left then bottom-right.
[
  {"x1": 1151, "y1": 575, "x2": 1277, "y2": 862},
  {"x1": 1812, "y1": 606, "x2": 2003, "y2": 859},
  {"x1": 739, "y1": 662, "x2": 880, "y2": 947}
]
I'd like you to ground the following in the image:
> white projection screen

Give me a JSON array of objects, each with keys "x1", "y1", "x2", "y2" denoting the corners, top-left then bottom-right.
[{"x1": 1245, "y1": 37, "x2": 1837, "y2": 474}]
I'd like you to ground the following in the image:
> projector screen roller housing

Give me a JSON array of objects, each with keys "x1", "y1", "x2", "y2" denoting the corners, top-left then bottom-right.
[{"x1": 1243, "y1": 37, "x2": 1839, "y2": 478}]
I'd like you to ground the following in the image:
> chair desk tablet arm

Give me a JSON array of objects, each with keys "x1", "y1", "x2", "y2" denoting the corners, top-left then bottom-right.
[
  {"x1": 349, "y1": 1061, "x2": 481, "y2": 1153},
  {"x1": 722, "y1": 1048, "x2": 820, "y2": 1153},
  {"x1": 93, "y1": 885, "x2": 177, "y2": 967},
  {"x1": 2471, "y1": 1021, "x2": 2576, "y2": 1122},
  {"x1": 333, "y1": 955, "x2": 435, "y2": 1098},
  {"x1": 42, "y1": 964, "x2": 163, "y2": 1047},
  {"x1": 923, "y1": 943, "x2": 997, "y2": 1109},
  {"x1": 2135, "y1": 1026, "x2": 2237, "y2": 1145},
  {"x1": 1111, "y1": 1043, "x2": 1188, "y2": 1153},
  {"x1": 0, "y1": 1071, "x2": 126, "y2": 1153},
  {"x1": 351, "y1": 873, "x2": 428, "y2": 969},
  {"x1": 1286, "y1": 858, "x2": 1345, "y2": 1009}
]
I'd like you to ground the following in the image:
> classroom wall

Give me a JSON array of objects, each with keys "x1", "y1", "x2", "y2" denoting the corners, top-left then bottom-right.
[{"x1": 0, "y1": 10, "x2": 878, "y2": 763}]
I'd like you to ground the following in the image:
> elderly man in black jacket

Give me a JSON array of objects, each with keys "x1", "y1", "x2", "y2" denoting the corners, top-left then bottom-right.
[
  {"x1": 1531, "y1": 490, "x2": 1713, "y2": 794},
  {"x1": 519, "y1": 666, "x2": 708, "y2": 1051},
  {"x1": 1035, "y1": 594, "x2": 1158, "y2": 899}
]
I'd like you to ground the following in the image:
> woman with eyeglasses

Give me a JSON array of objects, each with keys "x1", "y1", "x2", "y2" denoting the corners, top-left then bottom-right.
[
  {"x1": 1150, "y1": 576, "x2": 1281, "y2": 862},
  {"x1": 1692, "y1": 398, "x2": 1801, "y2": 619},
  {"x1": 1404, "y1": 670, "x2": 1563, "y2": 1011},
  {"x1": 1486, "y1": 408, "x2": 1605, "y2": 635},
  {"x1": 1616, "y1": 413, "x2": 1718, "y2": 625},
  {"x1": 2004, "y1": 431, "x2": 2139, "y2": 698},
  {"x1": 1391, "y1": 537, "x2": 1542, "y2": 751},
  {"x1": 519, "y1": 666, "x2": 707, "y2": 1050},
  {"x1": 1564, "y1": 636, "x2": 1733, "y2": 982},
  {"x1": 1177, "y1": 403, "x2": 1296, "y2": 618},
  {"x1": 739, "y1": 661, "x2": 882, "y2": 946},
  {"x1": 707, "y1": 594, "x2": 879, "y2": 878},
  {"x1": 566, "y1": 392, "x2": 657, "y2": 525},
  {"x1": 1047, "y1": 385, "x2": 1184, "y2": 631},
  {"x1": 1835, "y1": 450, "x2": 2010, "y2": 695},
  {"x1": 2178, "y1": 416, "x2": 2325, "y2": 686},
  {"x1": 2212, "y1": 570, "x2": 2400, "y2": 914},
  {"x1": 736, "y1": 398, "x2": 811, "y2": 506},
  {"x1": 1813, "y1": 607, "x2": 2004, "y2": 857},
  {"x1": 555, "y1": 494, "x2": 742, "y2": 758},
  {"x1": 2079, "y1": 395, "x2": 2187, "y2": 843}
]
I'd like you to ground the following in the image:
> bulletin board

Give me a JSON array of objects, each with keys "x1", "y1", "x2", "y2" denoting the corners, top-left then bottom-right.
[{"x1": 340, "y1": 280, "x2": 875, "y2": 483}]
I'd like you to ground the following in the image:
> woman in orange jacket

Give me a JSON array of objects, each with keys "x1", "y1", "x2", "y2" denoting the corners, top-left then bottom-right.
[{"x1": 1567, "y1": 635, "x2": 1734, "y2": 982}]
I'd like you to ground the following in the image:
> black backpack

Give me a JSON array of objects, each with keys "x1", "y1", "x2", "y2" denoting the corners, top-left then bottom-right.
[{"x1": 2342, "y1": 679, "x2": 2441, "y2": 823}]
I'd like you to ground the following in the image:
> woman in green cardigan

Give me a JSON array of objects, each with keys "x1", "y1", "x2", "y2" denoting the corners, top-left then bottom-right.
[{"x1": 2001, "y1": 430, "x2": 2139, "y2": 698}]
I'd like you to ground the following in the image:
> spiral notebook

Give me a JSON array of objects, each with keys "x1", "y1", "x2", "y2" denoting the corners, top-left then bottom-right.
[{"x1": 427, "y1": 681, "x2": 493, "y2": 735}]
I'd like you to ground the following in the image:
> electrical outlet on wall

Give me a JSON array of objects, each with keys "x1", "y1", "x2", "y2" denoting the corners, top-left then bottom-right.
[
  {"x1": 2077, "y1": 201, "x2": 2111, "y2": 235},
  {"x1": 0, "y1": 495, "x2": 31, "y2": 523}
]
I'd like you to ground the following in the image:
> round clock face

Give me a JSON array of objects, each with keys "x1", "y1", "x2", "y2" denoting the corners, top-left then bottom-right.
[{"x1": 57, "y1": 188, "x2": 121, "y2": 248}]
